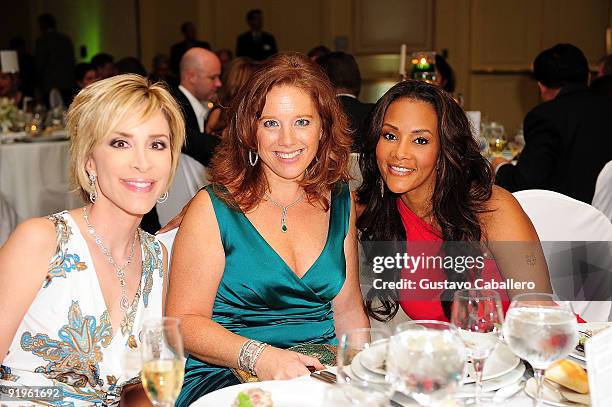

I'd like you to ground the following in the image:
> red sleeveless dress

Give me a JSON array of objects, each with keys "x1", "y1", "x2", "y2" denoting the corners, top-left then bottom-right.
[{"x1": 396, "y1": 198, "x2": 511, "y2": 321}]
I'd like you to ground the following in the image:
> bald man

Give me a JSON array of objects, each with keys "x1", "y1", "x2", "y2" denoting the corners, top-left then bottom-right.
[{"x1": 172, "y1": 47, "x2": 222, "y2": 167}]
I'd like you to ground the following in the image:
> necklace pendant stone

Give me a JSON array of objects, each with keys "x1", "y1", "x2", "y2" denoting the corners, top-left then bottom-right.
[
  {"x1": 281, "y1": 224, "x2": 288, "y2": 233},
  {"x1": 119, "y1": 295, "x2": 130, "y2": 311}
]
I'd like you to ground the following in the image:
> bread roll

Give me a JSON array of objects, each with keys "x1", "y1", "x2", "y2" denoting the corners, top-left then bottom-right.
[{"x1": 545, "y1": 359, "x2": 589, "y2": 394}]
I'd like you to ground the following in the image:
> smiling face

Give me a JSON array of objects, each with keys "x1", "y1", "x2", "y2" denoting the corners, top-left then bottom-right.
[
  {"x1": 86, "y1": 110, "x2": 172, "y2": 216},
  {"x1": 376, "y1": 98, "x2": 440, "y2": 206},
  {"x1": 256, "y1": 85, "x2": 321, "y2": 184}
]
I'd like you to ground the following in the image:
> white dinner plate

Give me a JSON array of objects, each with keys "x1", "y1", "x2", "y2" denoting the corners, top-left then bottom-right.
[
  {"x1": 569, "y1": 322, "x2": 612, "y2": 362},
  {"x1": 524, "y1": 377, "x2": 590, "y2": 406},
  {"x1": 358, "y1": 340, "x2": 388, "y2": 375},
  {"x1": 463, "y1": 342, "x2": 520, "y2": 383},
  {"x1": 458, "y1": 362, "x2": 525, "y2": 395},
  {"x1": 192, "y1": 377, "x2": 327, "y2": 407},
  {"x1": 350, "y1": 351, "x2": 387, "y2": 384}
]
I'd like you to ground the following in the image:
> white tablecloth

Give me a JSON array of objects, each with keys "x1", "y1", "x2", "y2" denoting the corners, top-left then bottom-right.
[{"x1": 0, "y1": 140, "x2": 82, "y2": 224}]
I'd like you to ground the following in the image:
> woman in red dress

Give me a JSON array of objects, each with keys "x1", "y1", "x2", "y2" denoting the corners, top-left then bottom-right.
[{"x1": 356, "y1": 80, "x2": 552, "y2": 322}]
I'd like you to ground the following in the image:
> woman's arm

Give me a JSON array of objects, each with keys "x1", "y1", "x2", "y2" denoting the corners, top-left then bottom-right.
[
  {"x1": 481, "y1": 186, "x2": 553, "y2": 298},
  {"x1": 165, "y1": 191, "x2": 323, "y2": 379},
  {"x1": 0, "y1": 218, "x2": 57, "y2": 362},
  {"x1": 204, "y1": 108, "x2": 221, "y2": 135},
  {"x1": 332, "y1": 193, "x2": 370, "y2": 336}
]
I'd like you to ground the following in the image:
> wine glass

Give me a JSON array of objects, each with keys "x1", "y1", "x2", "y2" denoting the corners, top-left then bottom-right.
[
  {"x1": 335, "y1": 327, "x2": 393, "y2": 406},
  {"x1": 487, "y1": 122, "x2": 507, "y2": 155},
  {"x1": 387, "y1": 320, "x2": 466, "y2": 406},
  {"x1": 140, "y1": 317, "x2": 185, "y2": 406},
  {"x1": 451, "y1": 289, "x2": 504, "y2": 405},
  {"x1": 503, "y1": 293, "x2": 578, "y2": 407}
]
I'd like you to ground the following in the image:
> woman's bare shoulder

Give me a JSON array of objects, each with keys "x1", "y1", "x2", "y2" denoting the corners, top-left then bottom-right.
[
  {"x1": 0, "y1": 216, "x2": 57, "y2": 270},
  {"x1": 480, "y1": 186, "x2": 537, "y2": 241}
]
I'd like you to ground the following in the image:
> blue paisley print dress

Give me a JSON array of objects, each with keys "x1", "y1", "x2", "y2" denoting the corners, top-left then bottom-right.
[{"x1": 0, "y1": 211, "x2": 165, "y2": 406}]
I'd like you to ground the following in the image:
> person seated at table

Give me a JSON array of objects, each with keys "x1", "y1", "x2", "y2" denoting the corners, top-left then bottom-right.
[
  {"x1": 165, "y1": 52, "x2": 369, "y2": 405},
  {"x1": 0, "y1": 71, "x2": 23, "y2": 108},
  {"x1": 0, "y1": 74, "x2": 185, "y2": 406},
  {"x1": 356, "y1": 80, "x2": 552, "y2": 323},
  {"x1": 204, "y1": 57, "x2": 259, "y2": 137}
]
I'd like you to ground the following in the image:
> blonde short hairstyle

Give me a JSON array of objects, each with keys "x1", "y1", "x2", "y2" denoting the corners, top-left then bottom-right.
[{"x1": 67, "y1": 74, "x2": 185, "y2": 202}]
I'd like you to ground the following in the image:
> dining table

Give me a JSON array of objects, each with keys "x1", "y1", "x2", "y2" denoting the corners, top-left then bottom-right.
[{"x1": 0, "y1": 131, "x2": 81, "y2": 223}]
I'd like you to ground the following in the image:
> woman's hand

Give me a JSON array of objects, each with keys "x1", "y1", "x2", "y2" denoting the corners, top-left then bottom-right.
[{"x1": 253, "y1": 346, "x2": 324, "y2": 381}]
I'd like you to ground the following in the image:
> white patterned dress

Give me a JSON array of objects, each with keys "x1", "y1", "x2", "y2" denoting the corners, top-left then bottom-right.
[{"x1": 0, "y1": 211, "x2": 165, "y2": 406}]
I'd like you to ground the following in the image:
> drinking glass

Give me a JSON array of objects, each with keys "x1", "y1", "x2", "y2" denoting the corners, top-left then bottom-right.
[
  {"x1": 141, "y1": 317, "x2": 185, "y2": 406},
  {"x1": 451, "y1": 289, "x2": 504, "y2": 405},
  {"x1": 336, "y1": 327, "x2": 393, "y2": 406},
  {"x1": 387, "y1": 320, "x2": 466, "y2": 406},
  {"x1": 486, "y1": 122, "x2": 507, "y2": 154},
  {"x1": 503, "y1": 293, "x2": 578, "y2": 407}
]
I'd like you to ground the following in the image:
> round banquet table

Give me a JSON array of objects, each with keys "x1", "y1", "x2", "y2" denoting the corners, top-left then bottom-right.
[{"x1": 0, "y1": 139, "x2": 81, "y2": 223}]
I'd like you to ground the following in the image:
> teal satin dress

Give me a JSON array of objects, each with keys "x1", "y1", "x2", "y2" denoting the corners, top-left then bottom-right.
[{"x1": 176, "y1": 184, "x2": 350, "y2": 406}]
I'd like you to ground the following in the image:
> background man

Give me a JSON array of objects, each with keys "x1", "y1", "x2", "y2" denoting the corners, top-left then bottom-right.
[
  {"x1": 236, "y1": 9, "x2": 277, "y2": 61},
  {"x1": 493, "y1": 43, "x2": 612, "y2": 203},
  {"x1": 317, "y1": 51, "x2": 373, "y2": 152},
  {"x1": 173, "y1": 47, "x2": 221, "y2": 167}
]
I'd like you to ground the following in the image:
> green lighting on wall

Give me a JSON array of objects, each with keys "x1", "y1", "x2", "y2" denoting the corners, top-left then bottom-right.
[{"x1": 75, "y1": 2, "x2": 101, "y2": 61}]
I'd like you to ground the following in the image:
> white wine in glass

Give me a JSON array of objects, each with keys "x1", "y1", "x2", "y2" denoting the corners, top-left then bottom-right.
[{"x1": 141, "y1": 317, "x2": 185, "y2": 406}]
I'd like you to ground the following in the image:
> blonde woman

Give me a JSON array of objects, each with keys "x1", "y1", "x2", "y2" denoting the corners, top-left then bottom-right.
[{"x1": 0, "y1": 74, "x2": 185, "y2": 405}]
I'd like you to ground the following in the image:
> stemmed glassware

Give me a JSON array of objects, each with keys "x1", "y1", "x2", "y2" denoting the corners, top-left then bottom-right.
[
  {"x1": 451, "y1": 289, "x2": 504, "y2": 405},
  {"x1": 387, "y1": 320, "x2": 466, "y2": 406},
  {"x1": 140, "y1": 317, "x2": 185, "y2": 406},
  {"x1": 503, "y1": 293, "x2": 578, "y2": 407},
  {"x1": 332, "y1": 327, "x2": 393, "y2": 406}
]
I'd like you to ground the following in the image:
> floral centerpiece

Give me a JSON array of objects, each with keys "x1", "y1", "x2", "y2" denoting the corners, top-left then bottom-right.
[{"x1": 0, "y1": 97, "x2": 18, "y2": 132}]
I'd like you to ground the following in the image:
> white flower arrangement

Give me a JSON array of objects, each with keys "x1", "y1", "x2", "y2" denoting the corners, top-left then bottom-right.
[{"x1": 0, "y1": 97, "x2": 18, "y2": 132}]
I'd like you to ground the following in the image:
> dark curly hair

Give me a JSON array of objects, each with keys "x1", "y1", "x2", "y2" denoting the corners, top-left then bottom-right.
[{"x1": 356, "y1": 80, "x2": 493, "y2": 321}]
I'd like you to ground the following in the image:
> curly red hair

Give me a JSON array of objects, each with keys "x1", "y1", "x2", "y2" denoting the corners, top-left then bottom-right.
[{"x1": 210, "y1": 52, "x2": 352, "y2": 211}]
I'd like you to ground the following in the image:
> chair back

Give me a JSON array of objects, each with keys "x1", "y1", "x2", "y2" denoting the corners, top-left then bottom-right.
[
  {"x1": 592, "y1": 160, "x2": 612, "y2": 221},
  {"x1": 513, "y1": 189, "x2": 612, "y2": 321},
  {"x1": 157, "y1": 154, "x2": 209, "y2": 227},
  {"x1": 156, "y1": 228, "x2": 178, "y2": 274}
]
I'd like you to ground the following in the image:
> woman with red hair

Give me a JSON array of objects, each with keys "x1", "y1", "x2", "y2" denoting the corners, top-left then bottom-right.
[{"x1": 166, "y1": 53, "x2": 369, "y2": 405}]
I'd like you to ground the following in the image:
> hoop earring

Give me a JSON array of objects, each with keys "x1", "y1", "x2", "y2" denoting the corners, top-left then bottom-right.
[
  {"x1": 248, "y1": 150, "x2": 259, "y2": 166},
  {"x1": 379, "y1": 177, "x2": 385, "y2": 198},
  {"x1": 157, "y1": 191, "x2": 168, "y2": 204},
  {"x1": 88, "y1": 174, "x2": 97, "y2": 204}
]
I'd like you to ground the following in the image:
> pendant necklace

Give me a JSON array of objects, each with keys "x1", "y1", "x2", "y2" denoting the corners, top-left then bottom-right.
[
  {"x1": 264, "y1": 191, "x2": 306, "y2": 233},
  {"x1": 83, "y1": 206, "x2": 139, "y2": 311}
]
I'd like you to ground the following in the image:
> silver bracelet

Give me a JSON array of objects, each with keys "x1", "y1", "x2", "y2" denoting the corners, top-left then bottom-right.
[{"x1": 238, "y1": 339, "x2": 267, "y2": 375}]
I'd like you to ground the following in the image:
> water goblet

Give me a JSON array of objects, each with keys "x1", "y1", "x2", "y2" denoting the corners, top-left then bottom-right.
[
  {"x1": 503, "y1": 293, "x2": 578, "y2": 407},
  {"x1": 336, "y1": 327, "x2": 393, "y2": 406},
  {"x1": 388, "y1": 320, "x2": 467, "y2": 406},
  {"x1": 451, "y1": 289, "x2": 504, "y2": 405}
]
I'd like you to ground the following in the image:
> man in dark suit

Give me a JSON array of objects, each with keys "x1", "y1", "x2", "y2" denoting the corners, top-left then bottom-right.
[
  {"x1": 493, "y1": 43, "x2": 612, "y2": 203},
  {"x1": 170, "y1": 22, "x2": 211, "y2": 76},
  {"x1": 141, "y1": 47, "x2": 221, "y2": 233},
  {"x1": 173, "y1": 47, "x2": 222, "y2": 167},
  {"x1": 317, "y1": 52, "x2": 374, "y2": 152},
  {"x1": 235, "y1": 9, "x2": 277, "y2": 61}
]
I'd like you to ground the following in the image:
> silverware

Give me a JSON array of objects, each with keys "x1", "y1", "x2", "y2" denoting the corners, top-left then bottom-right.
[{"x1": 309, "y1": 370, "x2": 404, "y2": 407}]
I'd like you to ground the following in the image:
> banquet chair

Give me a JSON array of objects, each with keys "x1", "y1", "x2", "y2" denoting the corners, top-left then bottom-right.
[
  {"x1": 513, "y1": 189, "x2": 612, "y2": 321},
  {"x1": 156, "y1": 153, "x2": 209, "y2": 227},
  {"x1": 592, "y1": 160, "x2": 612, "y2": 221},
  {"x1": 348, "y1": 152, "x2": 362, "y2": 191},
  {"x1": 0, "y1": 192, "x2": 18, "y2": 246},
  {"x1": 157, "y1": 228, "x2": 178, "y2": 273}
]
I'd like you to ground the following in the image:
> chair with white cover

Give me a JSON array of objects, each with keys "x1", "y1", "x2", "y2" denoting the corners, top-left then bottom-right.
[
  {"x1": 0, "y1": 192, "x2": 18, "y2": 246},
  {"x1": 513, "y1": 189, "x2": 612, "y2": 321},
  {"x1": 592, "y1": 160, "x2": 612, "y2": 221},
  {"x1": 156, "y1": 154, "x2": 209, "y2": 227}
]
